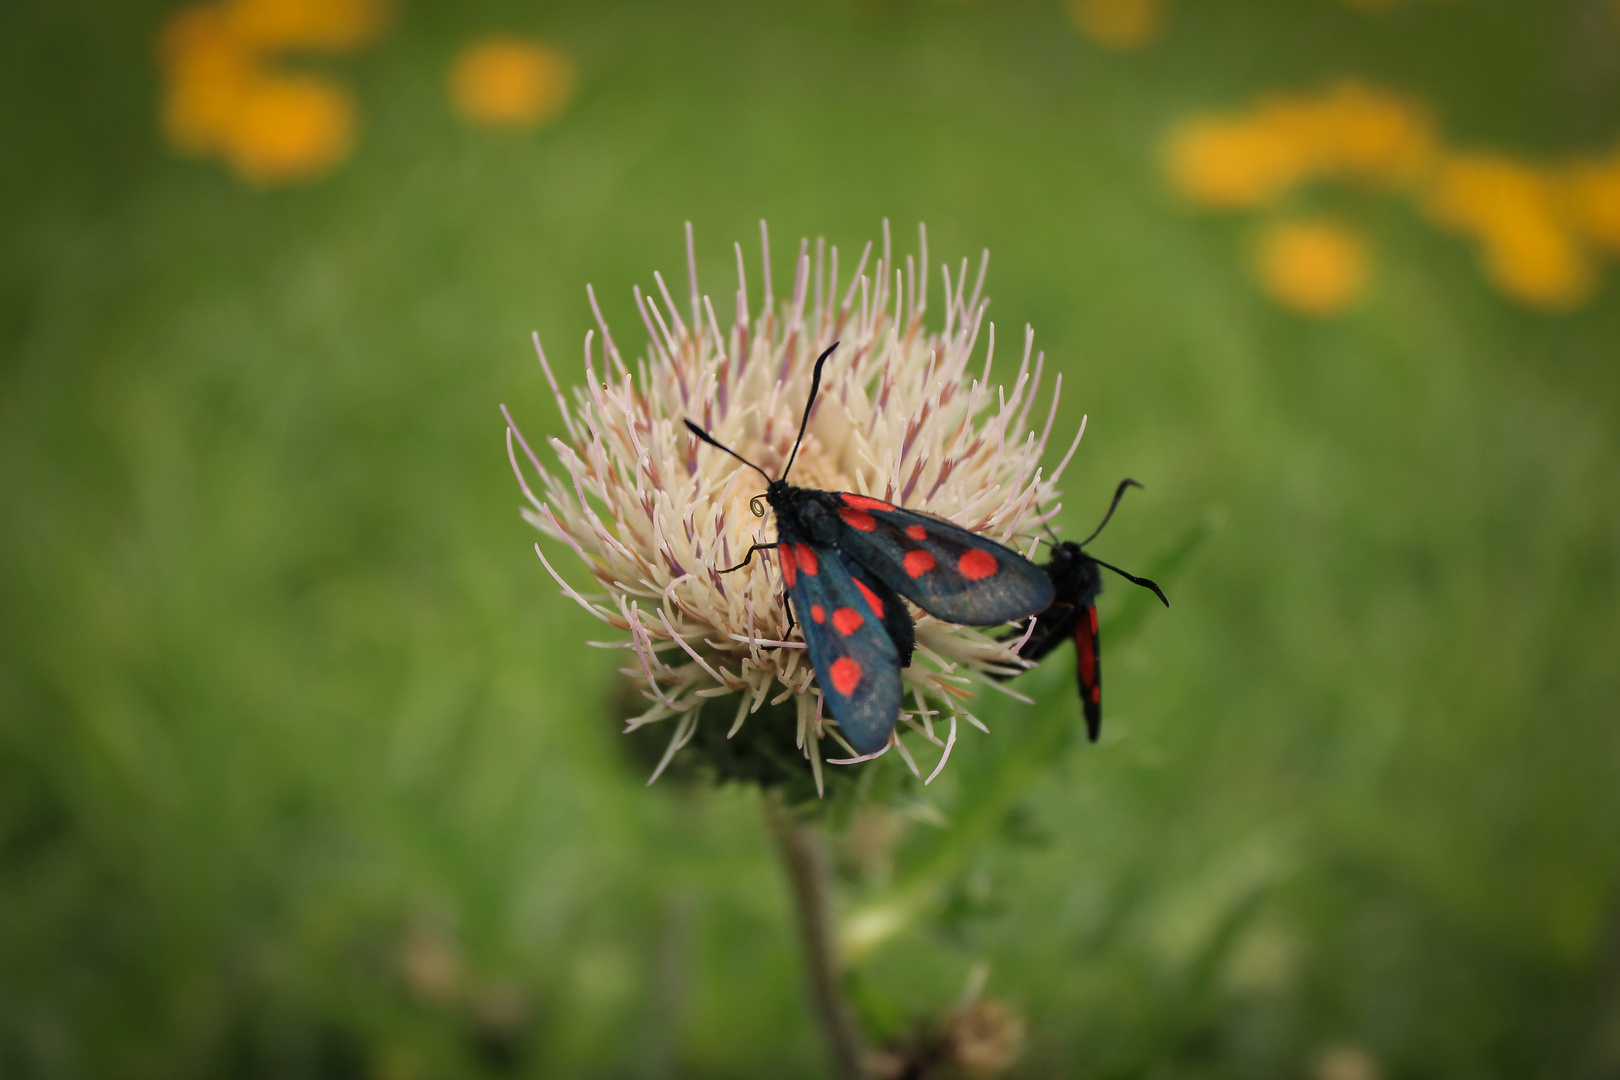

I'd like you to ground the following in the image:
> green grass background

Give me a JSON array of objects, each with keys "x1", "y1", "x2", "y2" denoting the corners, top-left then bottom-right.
[{"x1": 3, "y1": 0, "x2": 1620, "y2": 1076}]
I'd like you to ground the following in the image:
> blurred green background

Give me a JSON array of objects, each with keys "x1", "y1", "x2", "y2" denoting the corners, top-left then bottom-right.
[{"x1": 4, "y1": 0, "x2": 1620, "y2": 1076}]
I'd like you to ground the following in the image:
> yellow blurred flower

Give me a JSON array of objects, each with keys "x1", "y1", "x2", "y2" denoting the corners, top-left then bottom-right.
[
  {"x1": 1422, "y1": 153, "x2": 1595, "y2": 310},
  {"x1": 1165, "y1": 116, "x2": 1315, "y2": 209},
  {"x1": 158, "y1": 8, "x2": 260, "y2": 156},
  {"x1": 1067, "y1": 0, "x2": 1165, "y2": 51},
  {"x1": 1301, "y1": 81, "x2": 1436, "y2": 187},
  {"x1": 157, "y1": 3, "x2": 238, "y2": 67},
  {"x1": 1166, "y1": 82, "x2": 1434, "y2": 210},
  {"x1": 224, "y1": 0, "x2": 389, "y2": 51},
  {"x1": 1254, "y1": 218, "x2": 1371, "y2": 317},
  {"x1": 1564, "y1": 148, "x2": 1620, "y2": 255},
  {"x1": 156, "y1": 0, "x2": 381, "y2": 186},
  {"x1": 449, "y1": 38, "x2": 575, "y2": 129},
  {"x1": 222, "y1": 73, "x2": 356, "y2": 187},
  {"x1": 1164, "y1": 77, "x2": 1619, "y2": 312}
]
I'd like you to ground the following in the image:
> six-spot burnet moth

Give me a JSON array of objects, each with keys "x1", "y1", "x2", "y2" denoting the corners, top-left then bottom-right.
[
  {"x1": 683, "y1": 341, "x2": 1057, "y2": 757},
  {"x1": 1009, "y1": 479, "x2": 1169, "y2": 742}
]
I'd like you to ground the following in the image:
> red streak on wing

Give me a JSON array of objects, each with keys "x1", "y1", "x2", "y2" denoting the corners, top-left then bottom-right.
[
  {"x1": 811, "y1": 603, "x2": 826, "y2": 624},
  {"x1": 779, "y1": 544, "x2": 797, "y2": 586},
  {"x1": 841, "y1": 493, "x2": 894, "y2": 512},
  {"x1": 830, "y1": 657, "x2": 862, "y2": 696},
  {"x1": 1076, "y1": 622, "x2": 1097, "y2": 685},
  {"x1": 839, "y1": 508, "x2": 877, "y2": 532},
  {"x1": 853, "y1": 578, "x2": 885, "y2": 618},
  {"x1": 832, "y1": 607, "x2": 864, "y2": 636},
  {"x1": 903, "y1": 550, "x2": 936, "y2": 578},
  {"x1": 795, "y1": 543, "x2": 819, "y2": 575},
  {"x1": 905, "y1": 525, "x2": 927, "y2": 541},
  {"x1": 1089, "y1": 606, "x2": 1099, "y2": 633},
  {"x1": 957, "y1": 549, "x2": 998, "y2": 581}
]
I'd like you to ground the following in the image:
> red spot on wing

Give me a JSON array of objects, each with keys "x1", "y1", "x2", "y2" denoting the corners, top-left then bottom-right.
[
  {"x1": 832, "y1": 607, "x2": 864, "y2": 636},
  {"x1": 1091, "y1": 685, "x2": 1101, "y2": 703},
  {"x1": 811, "y1": 603, "x2": 825, "y2": 624},
  {"x1": 853, "y1": 578, "x2": 885, "y2": 618},
  {"x1": 1089, "y1": 606, "x2": 1098, "y2": 633},
  {"x1": 830, "y1": 657, "x2": 862, "y2": 696},
  {"x1": 795, "y1": 543, "x2": 819, "y2": 575},
  {"x1": 957, "y1": 549, "x2": 998, "y2": 581},
  {"x1": 839, "y1": 508, "x2": 877, "y2": 531},
  {"x1": 779, "y1": 544, "x2": 797, "y2": 586},
  {"x1": 841, "y1": 493, "x2": 894, "y2": 512},
  {"x1": 905, "y1": 525, "x2": 927, "y2": 541},
  {"x1": 903, "y1": 549, "x2": 936, "y2": 578}
]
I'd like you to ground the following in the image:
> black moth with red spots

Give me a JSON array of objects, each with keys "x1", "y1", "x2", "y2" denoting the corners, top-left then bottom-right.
[
  {"x1": 684, "y1": 342, "x2": 1055, "y2": 756},
  {"x1": 1007, "y1": 479, "x2": 1169, "y2": 742}
]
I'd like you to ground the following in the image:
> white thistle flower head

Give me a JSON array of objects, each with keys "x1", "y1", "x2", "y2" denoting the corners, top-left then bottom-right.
[{"x1": 504, "y1": 222, "x2": 1086, "y2": 795}]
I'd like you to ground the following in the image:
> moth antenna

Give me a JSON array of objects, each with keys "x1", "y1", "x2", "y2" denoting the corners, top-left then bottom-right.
[
  {"x1": 1091, "y1": 558, "x2": 1169, "y2": 608},
  {"x1": 683, "y1": 419, "x2": 772, "y2": 482},
  {"x1": 781, "y1": 341, "x2": 839, "y2": 481},
  {"x1": 1032, "y1": 499, "x2": 1061, "y2": 544},
  {"x1": 1078, "y1": 478, "x2": 1143, "y2": 547}
]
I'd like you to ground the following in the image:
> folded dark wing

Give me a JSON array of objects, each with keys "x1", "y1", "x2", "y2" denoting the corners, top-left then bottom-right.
[
  {"x1": 839, "y1": 552, "x2": 916, "y2": 669},
  {"x1": 830, "y1": 493, "x2": 1055, "y2": 625},
  {"x1": 778, "y1": 539, "x2": 902, "y2": 755}
]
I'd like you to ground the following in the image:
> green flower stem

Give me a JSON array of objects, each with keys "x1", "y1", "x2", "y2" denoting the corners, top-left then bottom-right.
[{"x1": 766, "y1": 793, "x2": 868, "y2": 1079}]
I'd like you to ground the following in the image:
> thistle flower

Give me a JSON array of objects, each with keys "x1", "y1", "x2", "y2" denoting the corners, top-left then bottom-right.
[{"x1": 503, "y1": 223, "x2": 1084, "y2": 793}]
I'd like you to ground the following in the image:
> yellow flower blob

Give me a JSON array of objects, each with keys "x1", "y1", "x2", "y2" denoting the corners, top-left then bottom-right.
[
  {"x1": 1254, "y1": 219, "x2": 1371, "y2": 317},
  {"x1": 1165, "y1": 78, "x2": 1620, "y2": 313},
  {"x1": 1165, "y1": 116, "x2": 1315, "y2": 209},
  {"x1": 222, "y1": 74, "x2": 356, "y2": 187},
  {"x1": 223, "y1": 0, "x2": 389, "y2": 51},
  {"x1": 1067, "y1": 0, "x2": 1165, "y2": 51},
  {"x1": 1422, "y1": 154, "x2": 1594, "y2": 311},
  {"x1": 449, "y1": 38, "x2": 575, "y2": 129},
  {"x1": 158, "y1": 8, "x2": 260, "y2": 156},
  {"x1": 156, "y1": 0, "x2": 383, "y2": 186},
  {"x1": 1165, "y1": 82, "x2": 1435, "y2": 210},
  {"x1": 1305, "y1": 82, "x2": 1436, "y2": 187},
  {"x1": 1564, "y1": 149, "x2": 1620, "y2": 256}
]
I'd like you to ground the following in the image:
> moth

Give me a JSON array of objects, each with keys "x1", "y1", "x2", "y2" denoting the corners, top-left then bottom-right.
[
  {"x1": 684, "y1": 342, "x2": 1056, "y2": 755},
  {"x1": 1012, "y1": 479, "x2": 1169, "y2": 742}
]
